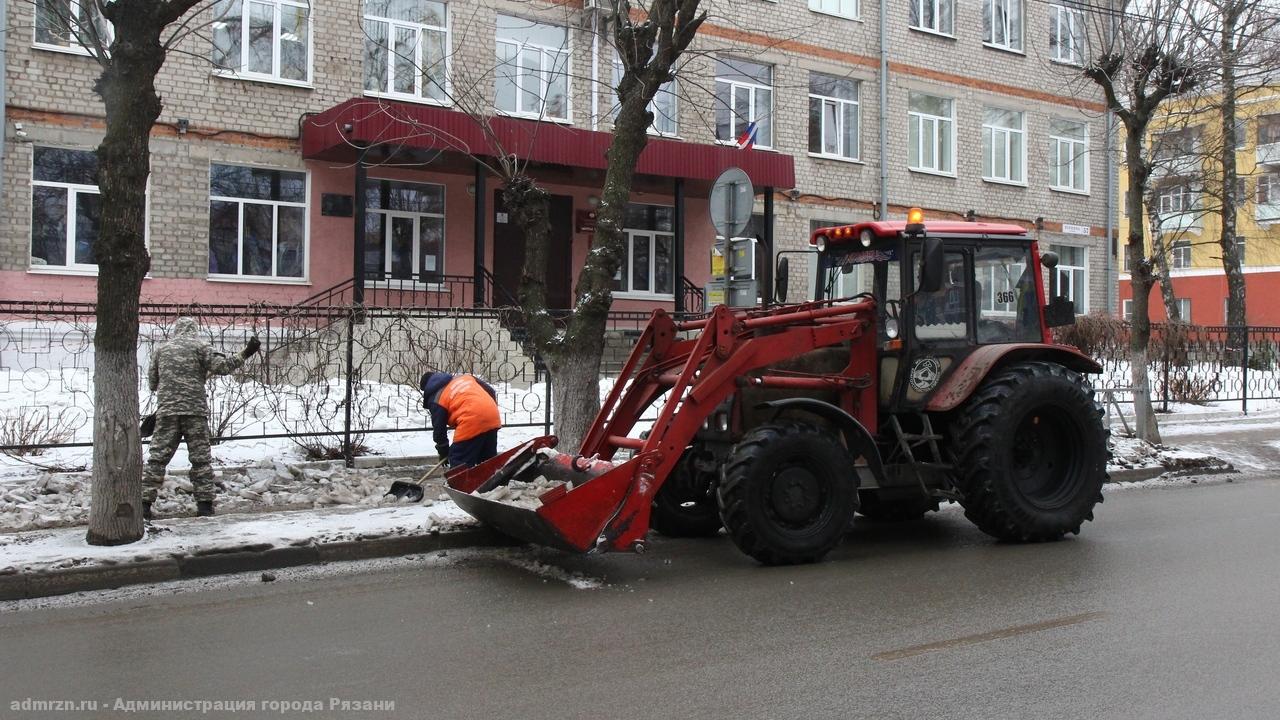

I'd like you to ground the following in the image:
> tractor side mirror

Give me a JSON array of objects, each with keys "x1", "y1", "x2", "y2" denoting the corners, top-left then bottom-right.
[
  {"x1": 918, "y1": 237, "x2": 945, "y2": 293},
  {"x1": 1040, "y1": 251, "x2": 1060, "y2": 269},
  {"x1": 775, "y1": 257, "x2": 790, "y2": 303}
]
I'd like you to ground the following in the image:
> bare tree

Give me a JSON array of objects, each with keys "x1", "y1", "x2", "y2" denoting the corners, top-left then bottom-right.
[
  {"x1": 1082, "y1": 0, "x2": 1209, "y2": 442},
  {"x1": 39, "y1": 0, "x2": 221, "y2": 544}
]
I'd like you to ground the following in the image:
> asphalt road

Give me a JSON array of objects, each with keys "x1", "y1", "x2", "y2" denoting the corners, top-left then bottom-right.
[{"x1": 2, "y1": 474, "x2": 1279, "y2": 720}]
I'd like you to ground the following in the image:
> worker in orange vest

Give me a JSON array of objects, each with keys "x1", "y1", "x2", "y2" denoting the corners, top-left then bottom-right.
[{"x1": 420, "y1": 372, "x2": 502, "y2": 468}]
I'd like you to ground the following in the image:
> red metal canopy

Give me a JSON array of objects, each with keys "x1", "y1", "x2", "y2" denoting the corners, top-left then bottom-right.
[{"x1": 301, "y1": 99, "x2": 796, "y2": 189}]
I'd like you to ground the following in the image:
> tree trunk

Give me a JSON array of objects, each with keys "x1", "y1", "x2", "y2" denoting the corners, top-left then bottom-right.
[
  {"x1": 1219, "y1": 5, "x2": 1247, "y2": 343},
  {"x1": 1149, "y1": 221, "x2": 1181, "y2": 322},
  {"x1": 86, "y1": 5, "x2": 171, "y2": 545},
  {"x1": 1126, "y1": 130, "x2": 1162, "y2": 443}
]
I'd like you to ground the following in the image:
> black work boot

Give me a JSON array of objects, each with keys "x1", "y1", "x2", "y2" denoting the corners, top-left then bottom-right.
[
  {"x1": 142, "y1": 502, "x2": 154, "y2": 521},
  {"x1": 195, "y1": 500, "x2": 215, "y2": 517}
]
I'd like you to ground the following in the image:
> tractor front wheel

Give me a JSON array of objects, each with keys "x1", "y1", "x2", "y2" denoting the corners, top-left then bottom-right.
[
  {"x1": 950, "y1": 361, "x2": 1108, "y2": 542},
  {"x1": 650, "y1": 449, "x2": 722, "y2": 538},
  {"x1": 718, "y1": 422, "x2": 857, "y2": 565}
]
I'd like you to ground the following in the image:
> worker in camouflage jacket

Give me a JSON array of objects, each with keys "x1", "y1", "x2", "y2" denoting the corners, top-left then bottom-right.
[{"x1": 143, "y1": 317, "x2": 260, "y2": 519}]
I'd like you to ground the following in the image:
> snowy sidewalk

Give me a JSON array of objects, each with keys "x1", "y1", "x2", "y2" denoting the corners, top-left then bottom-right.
[{"x1": 0, "y1": 501, "x2": 502, "y2": 602}]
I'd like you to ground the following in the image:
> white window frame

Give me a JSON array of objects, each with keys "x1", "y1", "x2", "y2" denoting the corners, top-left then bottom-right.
[
  {"x1": 1122, "y1": 298, "x2": 1133, "y2": 320},
  {"x1": 611, "y1": 55, "x2": 679, "y2": 137},
  {"x1": 714, "y1": 59, "x2": 774, "y2": 150},
  {"x1": 212, "y1": 0, "x2": 314, "y2": 87},
  {"x1": 1259, "y1": 173, "x2": 1279, "y2": 205},
  {"x1": 33, "y1": 0, "x2": 112, "y2": 56},
  {"x1": 910, "y1": 0, "x2": 954, "y2": 36},
  {"x1": 1049, "y1": 3, "x2": 1083, "y2": 65},
  {"x1": 1176, "y1": 297, "x2": 1191, "y2": 320},
  {"x1": 982, "y1": 107, "x2": 1027, "y2": 185},
  {"x1": 207, "y1": 164, "x2": 310, "y2": 284},
  {"x1": 984, "y1": 0, "x2": 1023, "y2": 52},
  {"x1": 365, "y1": 179, "x2": 447, "y2": 289},
  {"x1": 977, "y1": 261, "x2": 1026, "y2": 317},
  {"x1": 615, "y1": 229, "x2": 677, "y2": 299},
  {"x1": 1050, "y1": 120, "x2": 1090, "y2": 193},
  {"x1": 1049, "y1": 243, "x2": 1088, "y2": 313},
  {"x1": 908, "y1": 93, "x2": 955, "y2": 176},
  {"x1": 494, "y1": 16, "x2": 572, "y2": 122},
  {"x1": 29, "y1": 148, "x2": 101, "y2": 275},
  {"x1": 1235, "y1": 236, "x2": 1246, "y2": 266},
  {"x1": 1158, "y1": 184, "x2": 1196, "y2": 215},
  {"x1": 363, "y1": 1, "x2": 450, "y2": 105},
  {"x1": 809, "y1": 0, "x2": 860, "y2": 21},
  {"x1": 809, "y1": 74, "x2": 861, "y2": 161},
  {"x1": 1171, "y1": 240, "x2": 1191, "y2": 269}
]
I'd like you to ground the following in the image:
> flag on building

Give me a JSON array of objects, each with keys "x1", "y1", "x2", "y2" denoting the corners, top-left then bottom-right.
[{"x1": 736, "y1": 122, "x2": 759, "y2": 150}]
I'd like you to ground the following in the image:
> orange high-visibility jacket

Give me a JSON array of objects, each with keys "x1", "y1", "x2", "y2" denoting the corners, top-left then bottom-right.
[{"x1": 437, "y1": 375, "x2": 502, "y2": 443}]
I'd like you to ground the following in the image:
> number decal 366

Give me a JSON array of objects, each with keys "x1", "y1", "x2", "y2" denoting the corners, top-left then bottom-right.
[{"x1": 995, "y1": 290, "x2": 1017, "y2": 304}]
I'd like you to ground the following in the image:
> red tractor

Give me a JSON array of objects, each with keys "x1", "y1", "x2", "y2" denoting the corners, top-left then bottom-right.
[{"x1": 447, "y1": 214, "x2": 1108, "y2": 565}]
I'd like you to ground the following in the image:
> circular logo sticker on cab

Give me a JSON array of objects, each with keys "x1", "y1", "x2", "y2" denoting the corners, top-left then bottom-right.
[{"x1": 909, "y1": 357, "x2": 942, "y2": 392}]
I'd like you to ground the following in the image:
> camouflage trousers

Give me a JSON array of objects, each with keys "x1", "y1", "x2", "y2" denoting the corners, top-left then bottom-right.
[{"x1": 143, "y1": 415, "x2": 216, "y2": 503}]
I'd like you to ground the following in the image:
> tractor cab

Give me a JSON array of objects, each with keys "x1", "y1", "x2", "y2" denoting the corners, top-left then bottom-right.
[{"x1": 799, "y1": 210, "x2": 1076, "y2": 411}]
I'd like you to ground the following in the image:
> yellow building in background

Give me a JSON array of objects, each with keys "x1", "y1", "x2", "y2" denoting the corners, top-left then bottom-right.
[{"x1": 1118, "y1": 88, "x2": 1280, "y2": 325}]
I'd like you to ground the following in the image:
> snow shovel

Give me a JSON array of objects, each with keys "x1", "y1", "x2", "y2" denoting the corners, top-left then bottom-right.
[{"x1": 385, "y1": 458, "x2": 448, "y2": 503}]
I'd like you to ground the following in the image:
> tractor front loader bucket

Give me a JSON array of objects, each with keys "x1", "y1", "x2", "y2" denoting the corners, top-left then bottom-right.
[{"x1": 445, "y1": 438, "x2": 654, "y2": 553}]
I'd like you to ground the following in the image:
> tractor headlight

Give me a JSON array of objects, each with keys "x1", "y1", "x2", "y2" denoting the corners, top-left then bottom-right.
[
  {"x1": 716, "y1": 412, "x2": 730, "y2": 432},
  {"x1": 885, "y1": 318, "x2": 900, "y2": 339}
]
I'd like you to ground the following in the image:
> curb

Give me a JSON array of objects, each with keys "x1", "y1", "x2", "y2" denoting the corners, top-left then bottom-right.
[
  {"x1": 0, "y1": 527, "x2": 517, "y2": 602},
  {"x1": 1107, "y1": 464, "x2": 1238, "y2": 484}
]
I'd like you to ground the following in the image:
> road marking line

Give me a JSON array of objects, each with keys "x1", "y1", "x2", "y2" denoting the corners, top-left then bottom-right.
[{"x1": 872, "y1": 611, "x2": 1107, "y2": 661}]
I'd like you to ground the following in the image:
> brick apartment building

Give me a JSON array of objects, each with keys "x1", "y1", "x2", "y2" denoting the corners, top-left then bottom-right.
[{"x1": 1, "y1": 0, "x2": 1115, "y2": 315}]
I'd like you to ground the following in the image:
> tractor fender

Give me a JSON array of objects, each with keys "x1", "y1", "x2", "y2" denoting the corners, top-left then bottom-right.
[
  {"x1": 756, "y1": 398, "x2": 886, "y2": 487},
  {"x1": 925, "y1": 343, "x2": 1103, "y2": 412}
]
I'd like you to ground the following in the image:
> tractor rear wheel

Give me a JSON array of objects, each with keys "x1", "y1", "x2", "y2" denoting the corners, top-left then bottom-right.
[
  {"x1": 650, "y1": 449, "x2": 722, "y2": 538},
  {"x1": 950, "y1": 361, "x2": 1108, "y2": 542},
  {"x1": 718, "y1": 422, "x2": 857, "y2": 565}
]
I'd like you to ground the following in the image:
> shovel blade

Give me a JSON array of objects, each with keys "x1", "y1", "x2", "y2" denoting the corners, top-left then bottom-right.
[{"x1": 385, "y1": 481, "x2": 425, "y2": 503}]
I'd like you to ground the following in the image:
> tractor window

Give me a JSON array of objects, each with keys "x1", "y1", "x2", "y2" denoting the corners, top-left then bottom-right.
[
  {"x1": 913, "y1": 251, "x2": 969, "y2": 342},
  {"x1": 974, "y1": 245, "x2": 1042, "y2": 343}
]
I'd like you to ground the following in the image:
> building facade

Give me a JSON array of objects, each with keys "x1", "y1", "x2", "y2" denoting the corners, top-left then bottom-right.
[
  {"x1": 2, "y1": 0, "x2": 1113, "y2": 315},
  {"x1": 1118, "y1": 90, "x2": 1280, "y2": 326}
]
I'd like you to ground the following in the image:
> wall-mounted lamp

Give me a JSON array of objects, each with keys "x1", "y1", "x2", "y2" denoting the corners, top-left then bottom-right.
[
  {"x1": 13, "y1": 122, "x2": 26, "y2": 140},
  {"x1": 586, "y1": 195, "x2": 601, "y2": 208},
  {"x1": 466, "y1": 183, "x2": 476, "y2": 197},
  {"x1": 176, "y1": 118, "x2": 190, "y2": 134},
  {"x1": 785, "y1": 189, "x2": 801, "y2": 201},
  {"x1": 965, "y1": 209, "x2": 976, "y2": 222},
  {"x1": 341, "y1": 123, "x2": 354, "y2": 134}
]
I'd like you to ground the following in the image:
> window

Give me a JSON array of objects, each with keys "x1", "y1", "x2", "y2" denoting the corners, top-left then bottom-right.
[
  {"x1": 208, "y1": 164, "x2": 307, "y2": 280},
  {"x1": 1233, "y1": 119, "x2": 1248, "y2": 151},
  {"x1": 1176, "y1": 297, "x2": 1191, "y2": 320},
  {"x1": 614, "y1": 205, "x2": 675, "y2": 297},
  {"x1": 1234, "y1": 236, "x2": 1246, "y2": 266},
  {"x1": 810, "y1": 0, "x2": 859, "y2": 20},
  {"x1": 363, "y1": 0, "x2": 448, "y2": 104},
  {"x1": 1158, "y1": 183, "x2": 1196, "y2": 215},
  {"x1": 975, "y1": 246, "x2": 1041, "y2": 342},
  {"x1": 982, "y1": 108, "x2": 1025, "y2": 184},
  {"x1": 914, "y1": 250, "x2": 969, "y2": 341},
  {"x1": 1233, "y1": 177, "x2": 1248, "y2": 205},
  {"x1": 34, "y1": 0, "x2": 112, "y2": 54},
  {"x1": 1049, "y1": 244, "x2": 1087, "y2": 312},
  {"x1": 30, "y1": 147, "x2": 101, "y2": 271},
  {"x1": 1258, "y1": 115, "x2": 1280, "y2": 146},
  {"x1": 1171, "y1": 240, "x2": 1191, "y2": 269},
  {"x1": 1259, "y1": 173, "x2": 1279, "y2": 205},
  {"x1": 984, "y1": 0, "x2": 1023, "y2": 51},
  {"x1": 1050, "y1": 119, "x2": 1089, "y2": 192},
  {"x1": 910, "y1": 0, "x2": 954, "y2": 35},
  {"x1": 611, "y1": 56, "x2": 678, "y2": 136},
  {"x1": 1122, "y1": 299, "x2": 1133, "y2": 320},
  {"x1": 212, "y1": 0, "x2": 310, "y2": 84},
  {"x1": 1049, "y1": 3, "x2": 1083, "y2": 64},
  {"x1": 1154, "y1": 128, "x2": 1198, "y2": 163},
  {"x1": 715, "y1": 58, "x2": 773, "y2": 149},
  {"x1": 808, "y1": 73, "x2": 860, "y2": 160},
  {"x1": 495, "y1": 15, "x2": 570, "y2": 120},
  {"x1": 363, "y1": 180, "x2": 445, "y2": 285},
  {"x1": 908, "y1": 93, "x2": 954, "y2": 174}
]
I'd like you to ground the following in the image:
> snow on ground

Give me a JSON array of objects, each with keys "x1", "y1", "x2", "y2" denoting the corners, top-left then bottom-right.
[
  {"x1": 1106, "y1": 436, "x2": 1229, "y2": 474},
  {"x1": 0, "y1": 502, "x2": 477, "y2": 574}
]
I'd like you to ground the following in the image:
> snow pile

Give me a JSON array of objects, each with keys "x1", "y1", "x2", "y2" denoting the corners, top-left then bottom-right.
[
  {"x1": 0, "y1": 460, "x2": 452, "y2": 533},
  {"x1": 0, "y1": 503, "x2": 478, "y2": 574},
  {"x1": 1107, "y1": 436, "x2": 1232, "y2": 474},
  {"x1": 475, "y1": 477, "x2": 566, "y2": 509}
]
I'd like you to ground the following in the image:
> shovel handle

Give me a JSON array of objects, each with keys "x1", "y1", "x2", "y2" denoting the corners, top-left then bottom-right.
[{"x1": 418, "y1": 457, "x2": 449, "y2": 484}]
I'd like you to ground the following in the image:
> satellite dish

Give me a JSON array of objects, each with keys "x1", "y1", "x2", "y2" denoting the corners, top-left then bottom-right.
[{"x1": 709, "y1": 167, "x2": 754, "y2": 238}]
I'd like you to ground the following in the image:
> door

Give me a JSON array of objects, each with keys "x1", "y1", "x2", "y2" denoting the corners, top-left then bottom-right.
[
  {"x1": 364, "y1": 210, "x2": 445, "y2": 284},
  {"x1": 492, "y1": 192, "x2": 573, "y2": 309}
]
